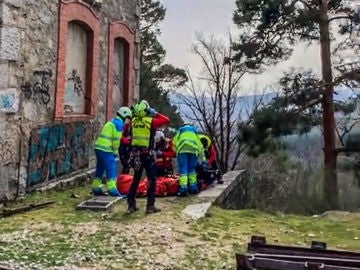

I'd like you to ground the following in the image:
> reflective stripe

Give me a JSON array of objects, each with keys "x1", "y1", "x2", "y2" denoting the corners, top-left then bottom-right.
[
  {"x1": 132, "y1": 135, "x2": 149, "y2": 140},
  {"x1": 107, "y1": 179, "x2": 117, "y2": 190},
  {"x1": 179, "y1": 175, "x2": 188, "y2": 186},
  {"x1": 98, "y1": 134, "x2": 120, "y2": 141},
  {"x1": 174, "y1": 130, "x2": 204, "y2": 156},
  {"x1": 94, "y1": 144, "x2": 114, "y2": 153},
  {"x1": 177, "y1": 139, "x2": 199, "y2": 152},
  {"x1": 180, "y1": 138, "x2": 198, "y2": 145},
  {"x1": 95, "y1": 119, "x2": 123, "y2": 154},
  {"x1": 92, "y1": 178, "x2": 103, "y2": 188},
  {"x1": 188, "y1": 173, "x2": 197, "y2": 185}
]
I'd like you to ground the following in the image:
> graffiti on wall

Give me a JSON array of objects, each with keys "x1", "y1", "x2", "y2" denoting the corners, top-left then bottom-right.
[
  {"x1": 67, "y1": 69, "x2": 83, "y2": 96},
  {"x1": 114, "y1": 74, "x2": 121, "y2": 87},
  {"x1": 64, "y1": 69, "x2": 85, "y2": 114},
  {"x1": 27, "y1": 121, "x2": 97, "y2": 187},
  {"x1": 0, "y1": 88, "x2": 19, "y2": 113},
  {"x1": 21, "y1": 69, "x2": 52, "y2": 109}
]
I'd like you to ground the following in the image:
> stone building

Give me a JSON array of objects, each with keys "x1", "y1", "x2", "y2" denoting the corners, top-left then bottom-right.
[{"x1": 0, "y1": 0, "x2": 140, "y2": 200}]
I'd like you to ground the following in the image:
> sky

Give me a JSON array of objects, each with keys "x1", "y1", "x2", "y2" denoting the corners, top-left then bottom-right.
[{"x1": 158, "y1": 0, "x2": 322, "y2": 94}]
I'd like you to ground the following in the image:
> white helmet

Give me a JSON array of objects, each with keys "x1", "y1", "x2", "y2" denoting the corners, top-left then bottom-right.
[
  {"x1": 154, "y1": 130, "x2": 165, "y2": 144},
  {"x1": 182, "y1": 121, "x2": 194, "y2": 127},
  {"x1": 141, "y1": 100, "x2": 149, "y2": 108},
  {"x1": 117, "y1": 106, "x2": 132, "y2": 120}
]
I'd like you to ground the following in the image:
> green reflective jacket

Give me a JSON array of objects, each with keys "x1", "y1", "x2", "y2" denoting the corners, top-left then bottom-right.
[{"x1": 94, "y1": 117, "x2": 124, "y2": 154}]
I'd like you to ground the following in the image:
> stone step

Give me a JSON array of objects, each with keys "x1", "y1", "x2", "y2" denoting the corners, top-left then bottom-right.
[{"x1": 181, "y1": 202, "x2": 212, "y2": 220}]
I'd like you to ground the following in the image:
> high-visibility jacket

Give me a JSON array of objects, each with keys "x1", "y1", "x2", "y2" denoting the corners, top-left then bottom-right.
[
  {"x1": 131, "y1": 116, "x2": 152, "y2": 148},
  {"x1": 199, "y1": 134, "x2": 216, "y2": 164},
  {"x1": 199, "y1": 134, "x2": 211, "y2": 149},
  {"x1": 94, "y1": 117, "x2": 124, "y2": 154},
  {"x1": 173, "y1": 125, "x2": 204, "y2": 158}
]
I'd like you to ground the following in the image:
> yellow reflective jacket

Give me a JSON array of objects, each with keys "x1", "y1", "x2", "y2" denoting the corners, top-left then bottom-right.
[
  {"x1": 131, "y1": 116, "x2": 152, "y2": 148},
  {"x1": 173, "y1": 125, "x2": 205, "y2": 161},
  {"x1": 94, "y1": 117, "x2": 124, "y2": 154}
]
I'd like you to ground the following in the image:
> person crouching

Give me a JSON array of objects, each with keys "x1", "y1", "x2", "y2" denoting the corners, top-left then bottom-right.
[{"x1": 173, "y1": 123, "x2": 206, "y2": 196}]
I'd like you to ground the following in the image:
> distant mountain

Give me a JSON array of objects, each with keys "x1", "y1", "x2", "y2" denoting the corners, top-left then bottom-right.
[
  {"x1": 169, "y1": 91, "x2": 275, "y2": 122},
  {"x1": 169, "y1": 87, "x2": 359, "y2": 123},
  {"x1": 169, "y1": 87, "x2": 360, "y2": 166}
]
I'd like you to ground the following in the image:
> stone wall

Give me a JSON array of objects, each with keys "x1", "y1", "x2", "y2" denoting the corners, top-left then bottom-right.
[{"x1": 0, "y1": 0, "x2": 140, "y2": 200}]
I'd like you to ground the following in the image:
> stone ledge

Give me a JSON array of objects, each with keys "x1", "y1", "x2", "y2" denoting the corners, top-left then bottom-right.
[
  {"x1": 181, "y1": 170, "x2": 246, "y2": 220},
  {"x1": 33, "y1": 169, "x2": 95, "y2": 193},
  {"x1": 197, "y1": 170, "x2": 246, "y2": 201}
]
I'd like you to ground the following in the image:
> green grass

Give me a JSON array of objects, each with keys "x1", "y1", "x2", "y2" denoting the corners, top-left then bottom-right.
[{"x1": 0, "y1": 185, "x2": 359, "y2": 269}]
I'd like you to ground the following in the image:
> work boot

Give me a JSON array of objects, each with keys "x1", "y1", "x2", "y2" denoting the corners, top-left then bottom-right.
[
  {"x1": 178, "y1": 186, "x2": 188, "y2": 197},
  {"x1": 92, "y1": 178, "x2": 106, "y2": 196},
  {"x1": 107, "y1": 179, "x2": 125, "y2": 198},
  {"x1": 127, "y1": 203, "x2": 139, "y2": 214},
  {"x1": 92, "y1": 187, "x2": 106, "y2": 196},
  {"x1": 189, "y1": 183, "x2": 199, "y2": 194},
  {"x1": 145, "y1": 205, "x2": 161, "y2": 214},
  {"x1": 108, "y1": 188, "x2": 126, "y2": 198}
]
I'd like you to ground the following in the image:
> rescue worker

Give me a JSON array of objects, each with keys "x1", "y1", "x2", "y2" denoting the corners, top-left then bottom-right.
[
  {"x1": 173, "y1": 123, "x2": 205, "y2": 196},
  {"x1": 92, "y1": 106, "x2": 132, "y2": 197},
  {"x1": 127, "y1": 100, "x2": 170, "y2": 214},
  {"x1": 154, "y1": 130, "x2": 176, "y2": 177},
  {"x1": 198, "y1": 133, "x2": 223, "y2": 184},
  {"x1": 198, "y1": 134, "x2": 216, "y2": 167}
]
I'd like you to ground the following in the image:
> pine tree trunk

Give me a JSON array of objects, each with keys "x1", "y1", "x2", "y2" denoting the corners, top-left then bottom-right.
[{"x1": 319, "y1": 0, "x2": 339, "y2": 209}]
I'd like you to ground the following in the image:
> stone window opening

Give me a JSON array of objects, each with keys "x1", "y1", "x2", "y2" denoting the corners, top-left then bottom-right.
[
  {"x1": 55, "y1": 0, "x2": 99, "y2": 121},
  {"x1": 112, "y1": 37, "x2": 129, "y2": 115},
  {"x1": 106, "y1": 21, "x2": 135, "y2": 120},
  {"x1": 64, "y1": 20, "x2": 92, "y2": 115}
]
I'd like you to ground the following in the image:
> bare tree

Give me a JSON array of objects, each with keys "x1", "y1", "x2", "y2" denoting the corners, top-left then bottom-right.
[
  {"x1": 175, "y1": 33, "x2": 249, "y2": 172},
  {"x1": 335, "y1": 97, "x2": 360, "y2": 146}
]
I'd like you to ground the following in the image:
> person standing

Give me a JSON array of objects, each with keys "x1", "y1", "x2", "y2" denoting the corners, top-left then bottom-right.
[
  {"x1": 127, "y1": 100, "x2": 170, "y2": 214},
  {"x1": 92, "y1": 107, "x2": 132, "y2": 197}
]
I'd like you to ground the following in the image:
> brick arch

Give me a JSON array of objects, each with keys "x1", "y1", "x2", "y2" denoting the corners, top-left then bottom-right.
[
  {"x1": 106, "y1": 21, "x2": 135, "y2": 120},
  {"x1": 54, "y1": 0, "x2": 100, "y2": 121}
]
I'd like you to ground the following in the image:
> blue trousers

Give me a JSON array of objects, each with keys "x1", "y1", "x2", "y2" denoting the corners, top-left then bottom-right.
[
  {"x1": 177, "y1": 153, "x2": 198, "y2": 186},
  {"x1": 177, "y1": 153, "x2": 198, "y2": 175},
  {"x1": 95, "y1": 149, "x2": 116, "y2": 179}
]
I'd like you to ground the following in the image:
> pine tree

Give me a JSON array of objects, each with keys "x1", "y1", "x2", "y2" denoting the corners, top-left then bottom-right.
[{"x1": 233, "y1": 0, "x2": 360, "y2": 209}]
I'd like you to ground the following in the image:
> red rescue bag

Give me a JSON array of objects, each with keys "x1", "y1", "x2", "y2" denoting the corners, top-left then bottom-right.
[
  {"x1": 116, "y1": 174, "x2": 133, "y2": 195},
  {"x1": 141, "y1": 176, "x2": 179, "y2": 197}
]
